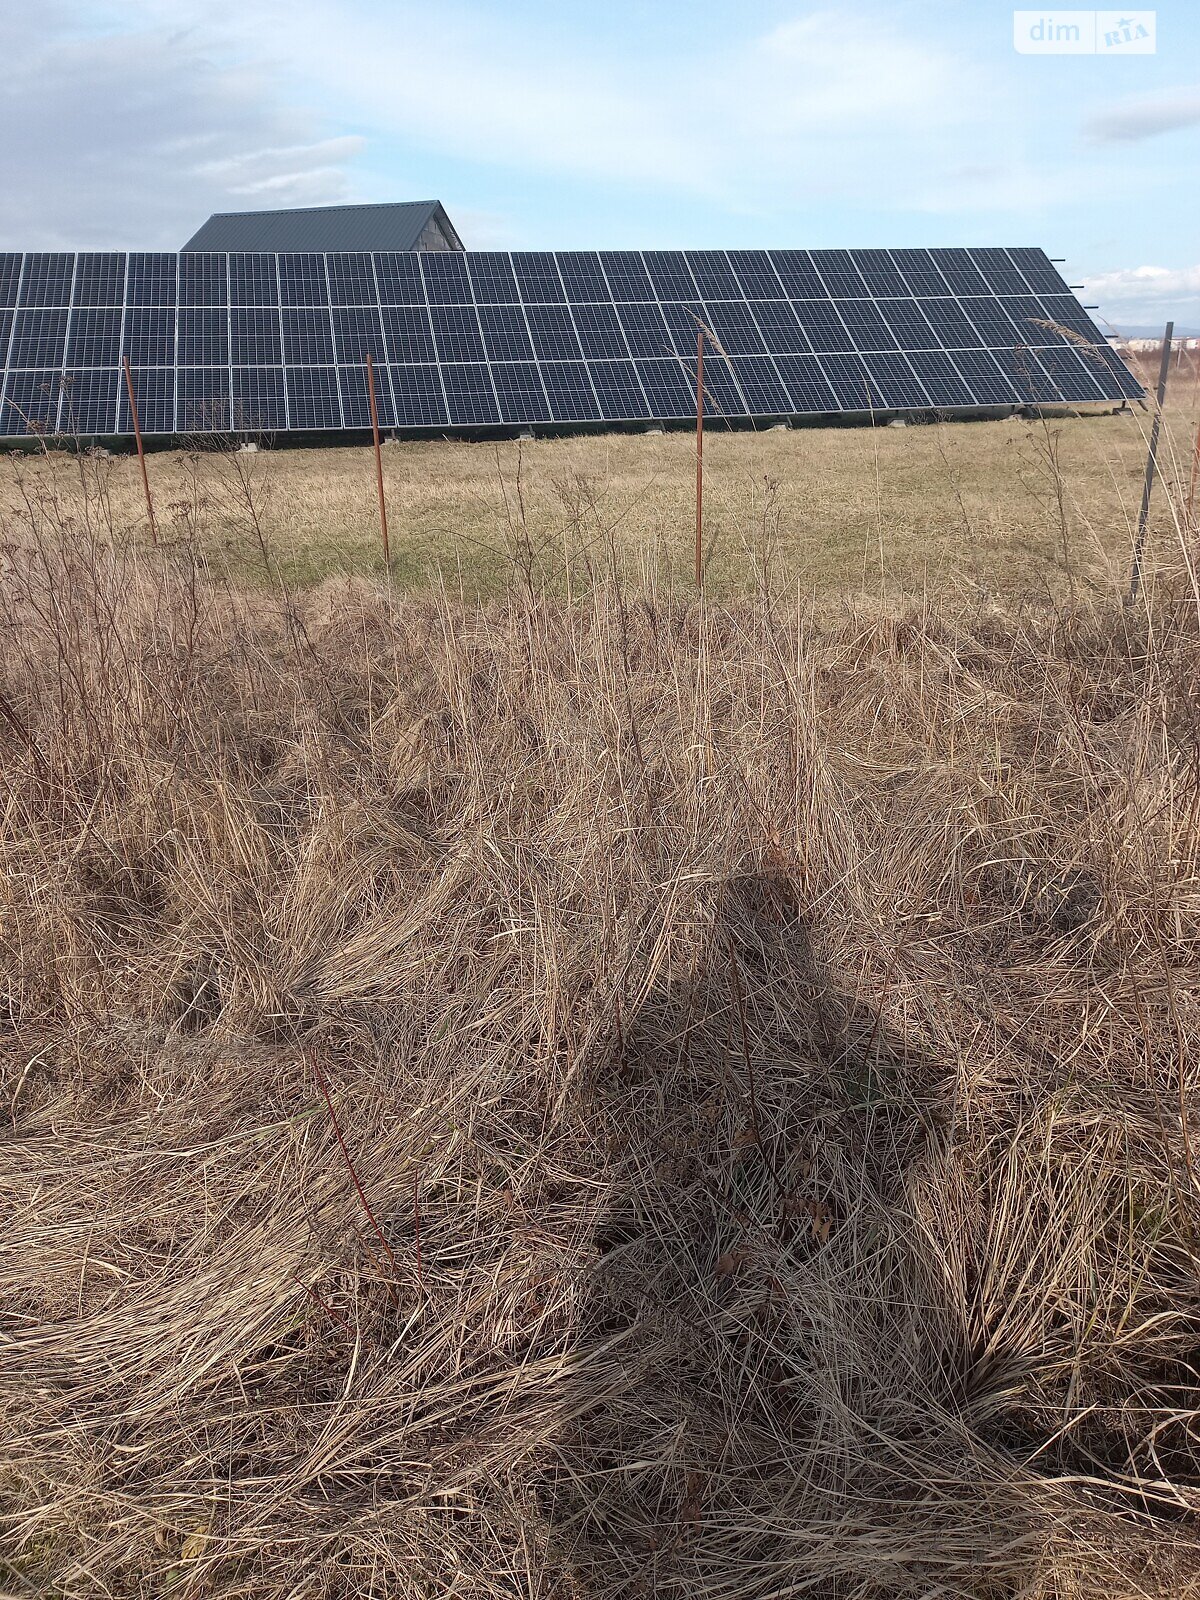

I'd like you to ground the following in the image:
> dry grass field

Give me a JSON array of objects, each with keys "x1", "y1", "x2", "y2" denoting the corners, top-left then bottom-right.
[
  {"x1": 3, "y1": 372, "x2": 1199, "y2": 601},
  {"x1": 2, "y1": 393, "x2": 1200, "y2": 1597}
]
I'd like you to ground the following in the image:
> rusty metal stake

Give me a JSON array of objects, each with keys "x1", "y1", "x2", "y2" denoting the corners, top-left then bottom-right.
[
  {"x1": 366, "y1": 353, "x2": 390, "y2": 570},
  {"x1": 1186, "y1": 419, "x2": 1200, "y2": 526},
  {"x1": 1129, "y1": 321, "x2": 1173, "y2": 604},
  {"x1": 122, "y1": 355, "x2": 157, "y2": 545},
  {"x1": 695, "y1": 327, "x2": 705, "y2": 589}
]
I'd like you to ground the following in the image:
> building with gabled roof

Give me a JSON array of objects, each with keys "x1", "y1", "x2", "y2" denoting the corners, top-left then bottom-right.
[{"x1": 182, "y1": 200, "x2": 463, "y2": 254}]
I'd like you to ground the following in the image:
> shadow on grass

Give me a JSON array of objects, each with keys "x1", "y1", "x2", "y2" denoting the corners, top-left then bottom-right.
[{"x1": 530, "y1": 868, "x2": 988, "y2": 1598}]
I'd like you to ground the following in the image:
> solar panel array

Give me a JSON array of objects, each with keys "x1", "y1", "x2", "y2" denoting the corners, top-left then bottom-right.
[{"x1": 0, "y1": 246, "x2": 1140, "y2": 438}]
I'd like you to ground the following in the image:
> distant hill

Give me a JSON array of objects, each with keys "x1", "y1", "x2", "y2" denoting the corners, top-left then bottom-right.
[{"x1": 1112, "y1": 323, "x2": 1200, "y2": 339}]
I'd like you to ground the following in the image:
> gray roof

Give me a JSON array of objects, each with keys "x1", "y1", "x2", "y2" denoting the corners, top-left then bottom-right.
[{"x1": 181, "y1": 200, "x2": 462, "y2": 253}]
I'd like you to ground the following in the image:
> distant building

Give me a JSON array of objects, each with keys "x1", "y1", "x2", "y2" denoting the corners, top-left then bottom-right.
[
  {"x1": 181, "y1": 200, "x2": 463, "y2": 254},
  {"x1": 1113, "y1": 335, "x2": 1200, "y2": 353}
]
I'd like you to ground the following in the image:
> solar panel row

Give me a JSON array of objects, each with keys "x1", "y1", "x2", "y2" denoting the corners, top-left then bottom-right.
[{"x1": 0, "y1": 247, "x2": 1139, "y2": 436}]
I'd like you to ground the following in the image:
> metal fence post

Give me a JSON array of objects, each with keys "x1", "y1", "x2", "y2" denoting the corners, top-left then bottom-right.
[
  {"x1": 695, "y1": 328, "x2": 705, "y2": 589},
  {"x1": 1128, "y1": 322, "x2": 1173, "y2": 604},
  {"x1": 122, "y1": 356, "x2": 158, "y2": 545},
  {"x1": 366, "y1": 353, "x2": 390, "y2": 570}
]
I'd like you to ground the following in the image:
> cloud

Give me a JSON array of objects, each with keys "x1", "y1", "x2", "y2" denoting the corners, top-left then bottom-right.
[
  {"x1": 187, "y1": 136, "x2": 366, "y2": 200},
  {"x1": 1083, "y1": 264, "x2": 1200, "y2": 305},
  {"x1": 1076, "y1": 263, "x2": 1200, "y2": 324},
  {"x1": 1, "y1": 0, "x2": 1063, "y2": 242},
  {"x1": 1083, "y1": 85, "x2": 1200, "y2": 142},
  {"x1": 246, "y1": 0, "x2": 991, "y2": 216},
  {"x1": 0, "y1": 4, "x2": 362, "y2": 248},
  {"x1": 3, "y1": 0, "x2": 1185, "y2": 264},
  {"x1": 745, "y1": 13, "x2": 964, "y2": 129},
  {"x1": 266, "y1": 2, "x2": 703, "y2": 193}
]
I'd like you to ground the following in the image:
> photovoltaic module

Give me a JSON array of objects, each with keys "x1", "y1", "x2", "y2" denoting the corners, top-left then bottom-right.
[{"x1": 0, "y1": 246, "x2": 1141, "y2": 439}]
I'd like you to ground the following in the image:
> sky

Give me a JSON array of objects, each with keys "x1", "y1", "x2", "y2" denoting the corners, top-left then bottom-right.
[{"x1": 1, "y1": 0, "x2": 1197, "y2": 330}]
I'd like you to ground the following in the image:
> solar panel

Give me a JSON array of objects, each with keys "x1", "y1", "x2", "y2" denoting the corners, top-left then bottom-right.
[
  {"x1": 688, "y1": 250, "x2": 743, "y2": 301},
  {"x1": 423, "y1": 252, "x2": 474, "y2": 306},
  {"x1": 126, "y1": 254, "x2": 177, "y2": 308},
  {"x1": 381, "y1": 305, "x2": 435, "y2": 363},
  {"x1": 285, "y1": 366, "x2": 340, "y2": 430},
  {"x1": 231, "y1": 308, "x2": 282, "y2": 366},
  {"x1": 556, "y1": 253, "x2": 609, "y2": 302},
  {"x1": 491, "y1": 360, "x2": 551, "y2": 423},
  {"x1": 0, "y1": 256, "x2": 22, "y2": 308},
  {"x1": 73, "y1": 254, "x2": 125, "y2": 308},
  {"x1": 572, "y1": 302, "x2": 628, "y2": 361},
  {"x1": 907, "y1": 349, "x2": 976, "y2": 409},
  {"x1": 20, "y1": 255, "x2": 73, "y2": 308},
  {"x1": 703, "y1": 301, "x2": 767, "y2": 356},
  {"x1": 391, "y1": 364, "x2": 446, "y2": 426},
  {"x1": 639, "y1": 357, "x2": 697, "y2": 416},
  {"x1": 599, "y1": 252, "x2": 654, "y2": 304},
  {"x1": 3, "y1": 369, "x2": 61, "y2": 431},
  {"x1": 468, "y1": 253, "x2": 521, "y2": 306},
  {"x1": 851, "y1": 251, "x2": 908, "y2": 299},
  {"x1": 125, "y1": 307, "x2": 175, "y2": 366},
  {"x1": 951, "y1": 348, "x2": 1020, "y2": 405},
  {"x1": 727, "y1": 251, "x2": 786, "y2": 299},
  {"x1": 478, "y1": 304, "x2": 536, "y2": 362},
  {"x1": 375, "y1": 253, "x2": 425, "y2": 306},
  {"x1": 0, "y1": 246, "x2": 1140, "y2": 438},
  {"x1": 785, "y1": 354, "x2": 844, "y2": 413},
  {"x1": 178, "y1": 367, "x2": 231, "y2": 431},
  {"x1": 339, "y1": 363, "x2": 392, "y2": 429},
  {"x1": 179, "y1": 253, "x2": 228, "y2": 308},
  {"x1": 326, "y1": 253, "x2": 374, "y2": 307},
  {"x1": 441, "y1": 362, "x2": 500, "y2": 425},
  {"x1": 644, "y1": 251, "x2": 699, "y2": 301},
  {"x1": 891, "y1": 249, "x2": 952, "y2": 298},
  {"x1": 283, "y1": 307, "x2": 336, "y2": 365},
  {"x1": 59, "y1": 368, "x2": 119, "y2": 433},
  {"x1": 811, "y1": 249, "x2": 869, "y2": 299},
  {"x1": 66, "y1": 308, "x2": 122, "y2": 367},
  {"x1": 692, "y1": 357, "x2": 744, "y2": 417},
  {"x1": 178, "y1": 307, "x2": 227, "y2": 367},
  {"x1": 230, "y1": 253, "x2": 279, "y2": 307},
  {"x1": 617, "y1": 301, "x2": 673, "y2": 358},
  {"x1": 730, "y1": 355, "x2": 793, "y2": 415},
  {"x1": 332, "y1": 306, "x2": 386, "y2": 364},
  {"x1": 539, "y1": 361, "x2": 598, "y2": 421},
  {"x1": 119, "y1": 366, "x2": 173, "y2": 435},
  {"x1": 232, "y1": 366, "x2": 287, "y2": 431},
  {"x1": 792, "y1": 300, "x2": 856, "y2": 354},
  {"x1": 771, "y1": 251, "x2": 828, "y2": 299},
  {"x1": 589, "y1": 359, "x2": 652, "y2": 420},
  {"x1": 11, "y1": 307, "x2": 68, "y2": 368}
]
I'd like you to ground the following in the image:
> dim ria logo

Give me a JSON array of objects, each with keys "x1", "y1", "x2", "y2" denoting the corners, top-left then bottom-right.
[{"x1": 1013, "y1": 10, "x2": 1156, "y2": 52}]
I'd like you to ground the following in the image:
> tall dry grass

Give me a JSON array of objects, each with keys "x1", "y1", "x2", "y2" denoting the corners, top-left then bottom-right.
[{"x1": 2, "y1": 475, "x2": 1200, "y2": 1597}]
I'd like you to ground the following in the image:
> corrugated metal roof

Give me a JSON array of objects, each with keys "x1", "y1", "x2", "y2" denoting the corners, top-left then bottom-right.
[{"x1": 181, "y1": 201, "x2": 463, "y2": 253}]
